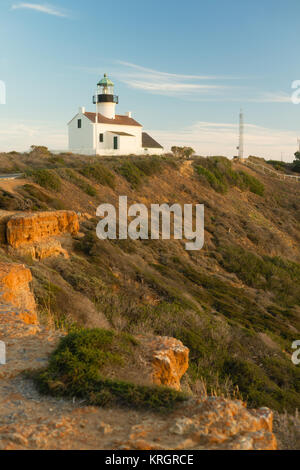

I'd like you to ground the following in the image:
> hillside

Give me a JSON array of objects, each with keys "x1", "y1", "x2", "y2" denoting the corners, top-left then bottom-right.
[{"x1": 0, "y1": 149, "x2": 299, "y2": 448}]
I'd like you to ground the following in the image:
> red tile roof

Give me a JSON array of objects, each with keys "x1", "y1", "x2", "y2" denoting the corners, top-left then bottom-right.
[{"x1": 84, "y1": 112, "x2": 142, "y2": 127}]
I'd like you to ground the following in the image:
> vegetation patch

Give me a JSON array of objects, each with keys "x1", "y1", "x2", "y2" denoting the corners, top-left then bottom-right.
[
  {"x1": 219, "y1": 244, "x2": 300, "y2": 307},
  {"x1": 59, "y1": 169, "x2": 97, "y2": 196},
  {"x1": 115, "y1": 156, "x2": 164, "y2": 189},
  {"x1": 33, "y1": 328, "x2": 186, "y2": 410},
  {"x1": 18, "y1": 184, "x2": 65, "y2": 210},
  {"x1": 221, "y1": 358, "x2": 300, "y2": 412},
  {"x1": 0, "y1": 189, "x2": 24, "y2": 211},
  {"x1": 194, "y1": 156, "x2": 264, "y2": 195},
  {"x1": 116, "y1": 160, "x2": 145, "y2": 189},
  {"x1": 79, "y1": 163, "x2": 115, "y2": 189},
  {"x1": 27, "y1": 169, "x2": 62, "y2": 192}
]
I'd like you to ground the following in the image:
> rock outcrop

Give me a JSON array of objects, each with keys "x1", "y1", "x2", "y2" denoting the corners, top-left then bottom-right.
[
  {"x1": 6, "y1": 211, "x2": 79, "y2": 248},
  {"x1": 1, "y1": 210, "x2": 79, "y2": 260},
  {"x1": 0, "y1": 211, "x2": 15, "y2": 244},
  {"x1": 13, "y1": 239, "x2": 69, "y2": 261},
  {"x1": 118, "y1": 397, "x2": 277, "y2": 451},
  {"x1": 138, "y1": 336, "x2": 189, "y2": 391},
  {"x1": 0, "y1": 262, "x2": 37, "y2": 325}
]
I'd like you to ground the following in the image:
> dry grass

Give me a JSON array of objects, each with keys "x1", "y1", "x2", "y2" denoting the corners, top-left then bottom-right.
[{"x1": 273, "y1": 410, "x2": 300, "y2": 450}]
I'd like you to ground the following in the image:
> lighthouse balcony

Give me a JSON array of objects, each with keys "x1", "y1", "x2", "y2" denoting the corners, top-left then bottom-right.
[{"x1": 93, "y1": 94, "x2": 119, "y2": 104}]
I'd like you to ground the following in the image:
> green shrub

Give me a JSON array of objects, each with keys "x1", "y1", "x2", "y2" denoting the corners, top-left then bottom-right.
[
  {"x1": 19, "y1": 183, "x2": 66, "y2": 210},
  {"x1": 195, "y1": 165, "x2": 227, "y2": 193},
  {"x1": 28, "y1": 169, "x2": 62, "y2": 192},
  {"x1": 116, "y1": 160, "x2": 144, "y2": 189},
  {"x1": 194, "y1": 157, "x2": 265, "y2": 196},
  {"x1": 134, "y1": 156, "x2": 162, "y2": 176},
  {"x1": 238, "y1": 171, "x2": 265, "y2": 196},
  {"x1": 47, "y1": 156, "x2": 66, "y2": 166},
  {"x1": 62, "y1": 169, "x2": 97, "y2": 196},
  {"x1": 33, "y1": 328, "x2": 186, "y2": 410},
  {"x1": 79, "y1": 163, "x2": 115, "y2": 189},
  {"x1": 221, "y1": 358, "x2": 300, "y2": 412},
  {"x1": 20, "y1": 184, "x2": 53, "y2": 203},
  {"x1": 219, "y1": 244, "x2": 300, "y2": 307},
  {"x1": 0, "y1": 190, "x2": 24, "y2": 210},
  {"x1": 29, "y1": 145, "x2": 51, "y2": 157}
]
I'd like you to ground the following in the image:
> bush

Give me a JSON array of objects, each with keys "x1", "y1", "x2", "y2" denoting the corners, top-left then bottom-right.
[
  {"x1": 33, "y1": 328, "x2": 186, "y2": 410},
  {"x1": 134, "y1": 156, "x2": 162, "y2": 176},
  {"x1": 194, "y1": 157, "x2": 265, "y2": 196},
  {"x1": 171, "y1": 146, "x2": 195, "y2": 158},
  {"x1": 195, "y1": 165, "x2": 227, "y2": 193},
  {"x1": 61, "y1": 169, "x2": 97, "y2": 196},
  {"x1": 239, "y1": 171, "x2": 265, "y2": 196},
  {"x1": 0, "y1": 190, "x2": 24, "y2": 210},
  {"x1": 116, "y1": 160, "x2": 144, "y2": 189},
  {"x1": 28, "y1": 169, "x2": 62, "y2": 192},
  {"x1": 18, "y1": 184, "x2": 66, "y2": 210},
  {"x1": 221, "y1": 358, "x2": 300, "y2": 412},
  {"x1": 79, "y1": 163, "x2": 115, "y2": 189},
  {"x1": 219, "y1": 244, "x2": 300, "y2": 307},
  {"x1": 29, "y1": 145, "x2": 51, "y2": 157}
]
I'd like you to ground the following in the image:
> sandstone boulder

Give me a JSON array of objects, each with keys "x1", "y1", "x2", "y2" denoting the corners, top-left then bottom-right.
[{"x1": 138, "y1": 336, "x2": 189, "y2": 391}]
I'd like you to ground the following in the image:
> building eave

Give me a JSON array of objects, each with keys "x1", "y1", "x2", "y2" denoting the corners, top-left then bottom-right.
[{"x1": 85, "y1": 112, "x2": 143, "y2": 127}]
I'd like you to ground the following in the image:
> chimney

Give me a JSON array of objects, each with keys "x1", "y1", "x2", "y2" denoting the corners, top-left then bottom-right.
[
  {"x1": 79, "y1": 106, "x2": 85, "y2": 114},
  {"x1": 126, "y1": 111, "x2": 132, "y2": 118}
]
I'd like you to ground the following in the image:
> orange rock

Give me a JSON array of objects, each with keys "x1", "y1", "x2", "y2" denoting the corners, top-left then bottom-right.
[
  {"x1": 138, "y1": 336, "x2": 189, "y2": 390},
  {"x1": 13, "y1": 239, "x2": 69, "y2": 261},
  {"x1": 121, "y1": 397, "x2": 277, "y2": 451},
  {"x1": 6, "y1": 211, "x2": 79, "y2": 248},
  {"x1": 0, "y1": 262, "x2": 37, "y2": 324}
]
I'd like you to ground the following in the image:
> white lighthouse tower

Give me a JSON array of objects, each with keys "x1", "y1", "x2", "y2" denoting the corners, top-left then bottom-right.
[{"x1": 93, "y1": 73, "x2": 119, "y2": 119}]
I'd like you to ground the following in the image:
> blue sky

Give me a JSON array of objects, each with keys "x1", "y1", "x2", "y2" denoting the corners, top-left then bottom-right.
[{"x1": 0, "y1": 0, "x2": 300, "y2": 160}]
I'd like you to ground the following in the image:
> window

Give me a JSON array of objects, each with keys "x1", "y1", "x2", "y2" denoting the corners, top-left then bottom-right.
[
  {"x1": 77, "y1": 119, "x2": 82, "y2": 129},
  {"x1": 113, "y1": 136, "x2": 118, "y2": 150},
  {"x1": 99, "y1": 133, "x2": 104, "y2": 143}
]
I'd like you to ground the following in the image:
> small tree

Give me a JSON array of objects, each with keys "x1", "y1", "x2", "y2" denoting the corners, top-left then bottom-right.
[
  {"x1": 292, "y1": 151, "x2": 300, "y2": 172},
  {"x1": 183, "y1": 147, "x2": 195, "y2": 159},
  {"x1": 29, "y1": 145, "x2": 51, "y2": 157},
  {"x1": 171, "y1": 146, "x2": 195, "y2": 159},
  {"x1": 171, "y1": 146, "x2": 181, "y2": 157}
]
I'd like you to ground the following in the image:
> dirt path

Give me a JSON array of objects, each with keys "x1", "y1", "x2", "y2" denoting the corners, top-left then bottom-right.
[{"x1": 0, "y1": 179, "x2": 28, "y2": 194}]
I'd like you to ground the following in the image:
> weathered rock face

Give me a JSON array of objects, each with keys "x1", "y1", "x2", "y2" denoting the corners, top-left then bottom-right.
[
  {"x1": 0, "y1": 263, "x2": 37, "y2": 324},
  {"x1": 6, "y1": 211, "x2": 79, "y2": 248},
  {"x1": 138, "y1": 336, "x2": 189, "y2": 391},
  {"x1": 118, "y1": 397, "x2": 277, "y2": 451},
  {"x1": 12, "y1": 239, "x2": 69, "y2": 261},
  {"x1": 0, "y1": 211, "x2": 15, "y2": 244}
]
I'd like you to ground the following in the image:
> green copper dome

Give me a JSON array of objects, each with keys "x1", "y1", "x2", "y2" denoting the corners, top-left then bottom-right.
[{"x1": 97, "y1": 73, "x2": 114, "y2": 87}]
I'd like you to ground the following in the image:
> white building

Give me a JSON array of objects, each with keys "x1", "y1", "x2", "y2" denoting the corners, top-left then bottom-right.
[{"x1": 68, "y1": 74, "x2": 163, "y2": 156}]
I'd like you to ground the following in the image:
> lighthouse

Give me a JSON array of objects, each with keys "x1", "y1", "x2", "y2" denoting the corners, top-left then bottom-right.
[
  {"x1": 93, "y1": 73, "x2": 119, "y2": 119},
  {"x1": 68, "y1": 74, "x2": 163, "y2": 156}
]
